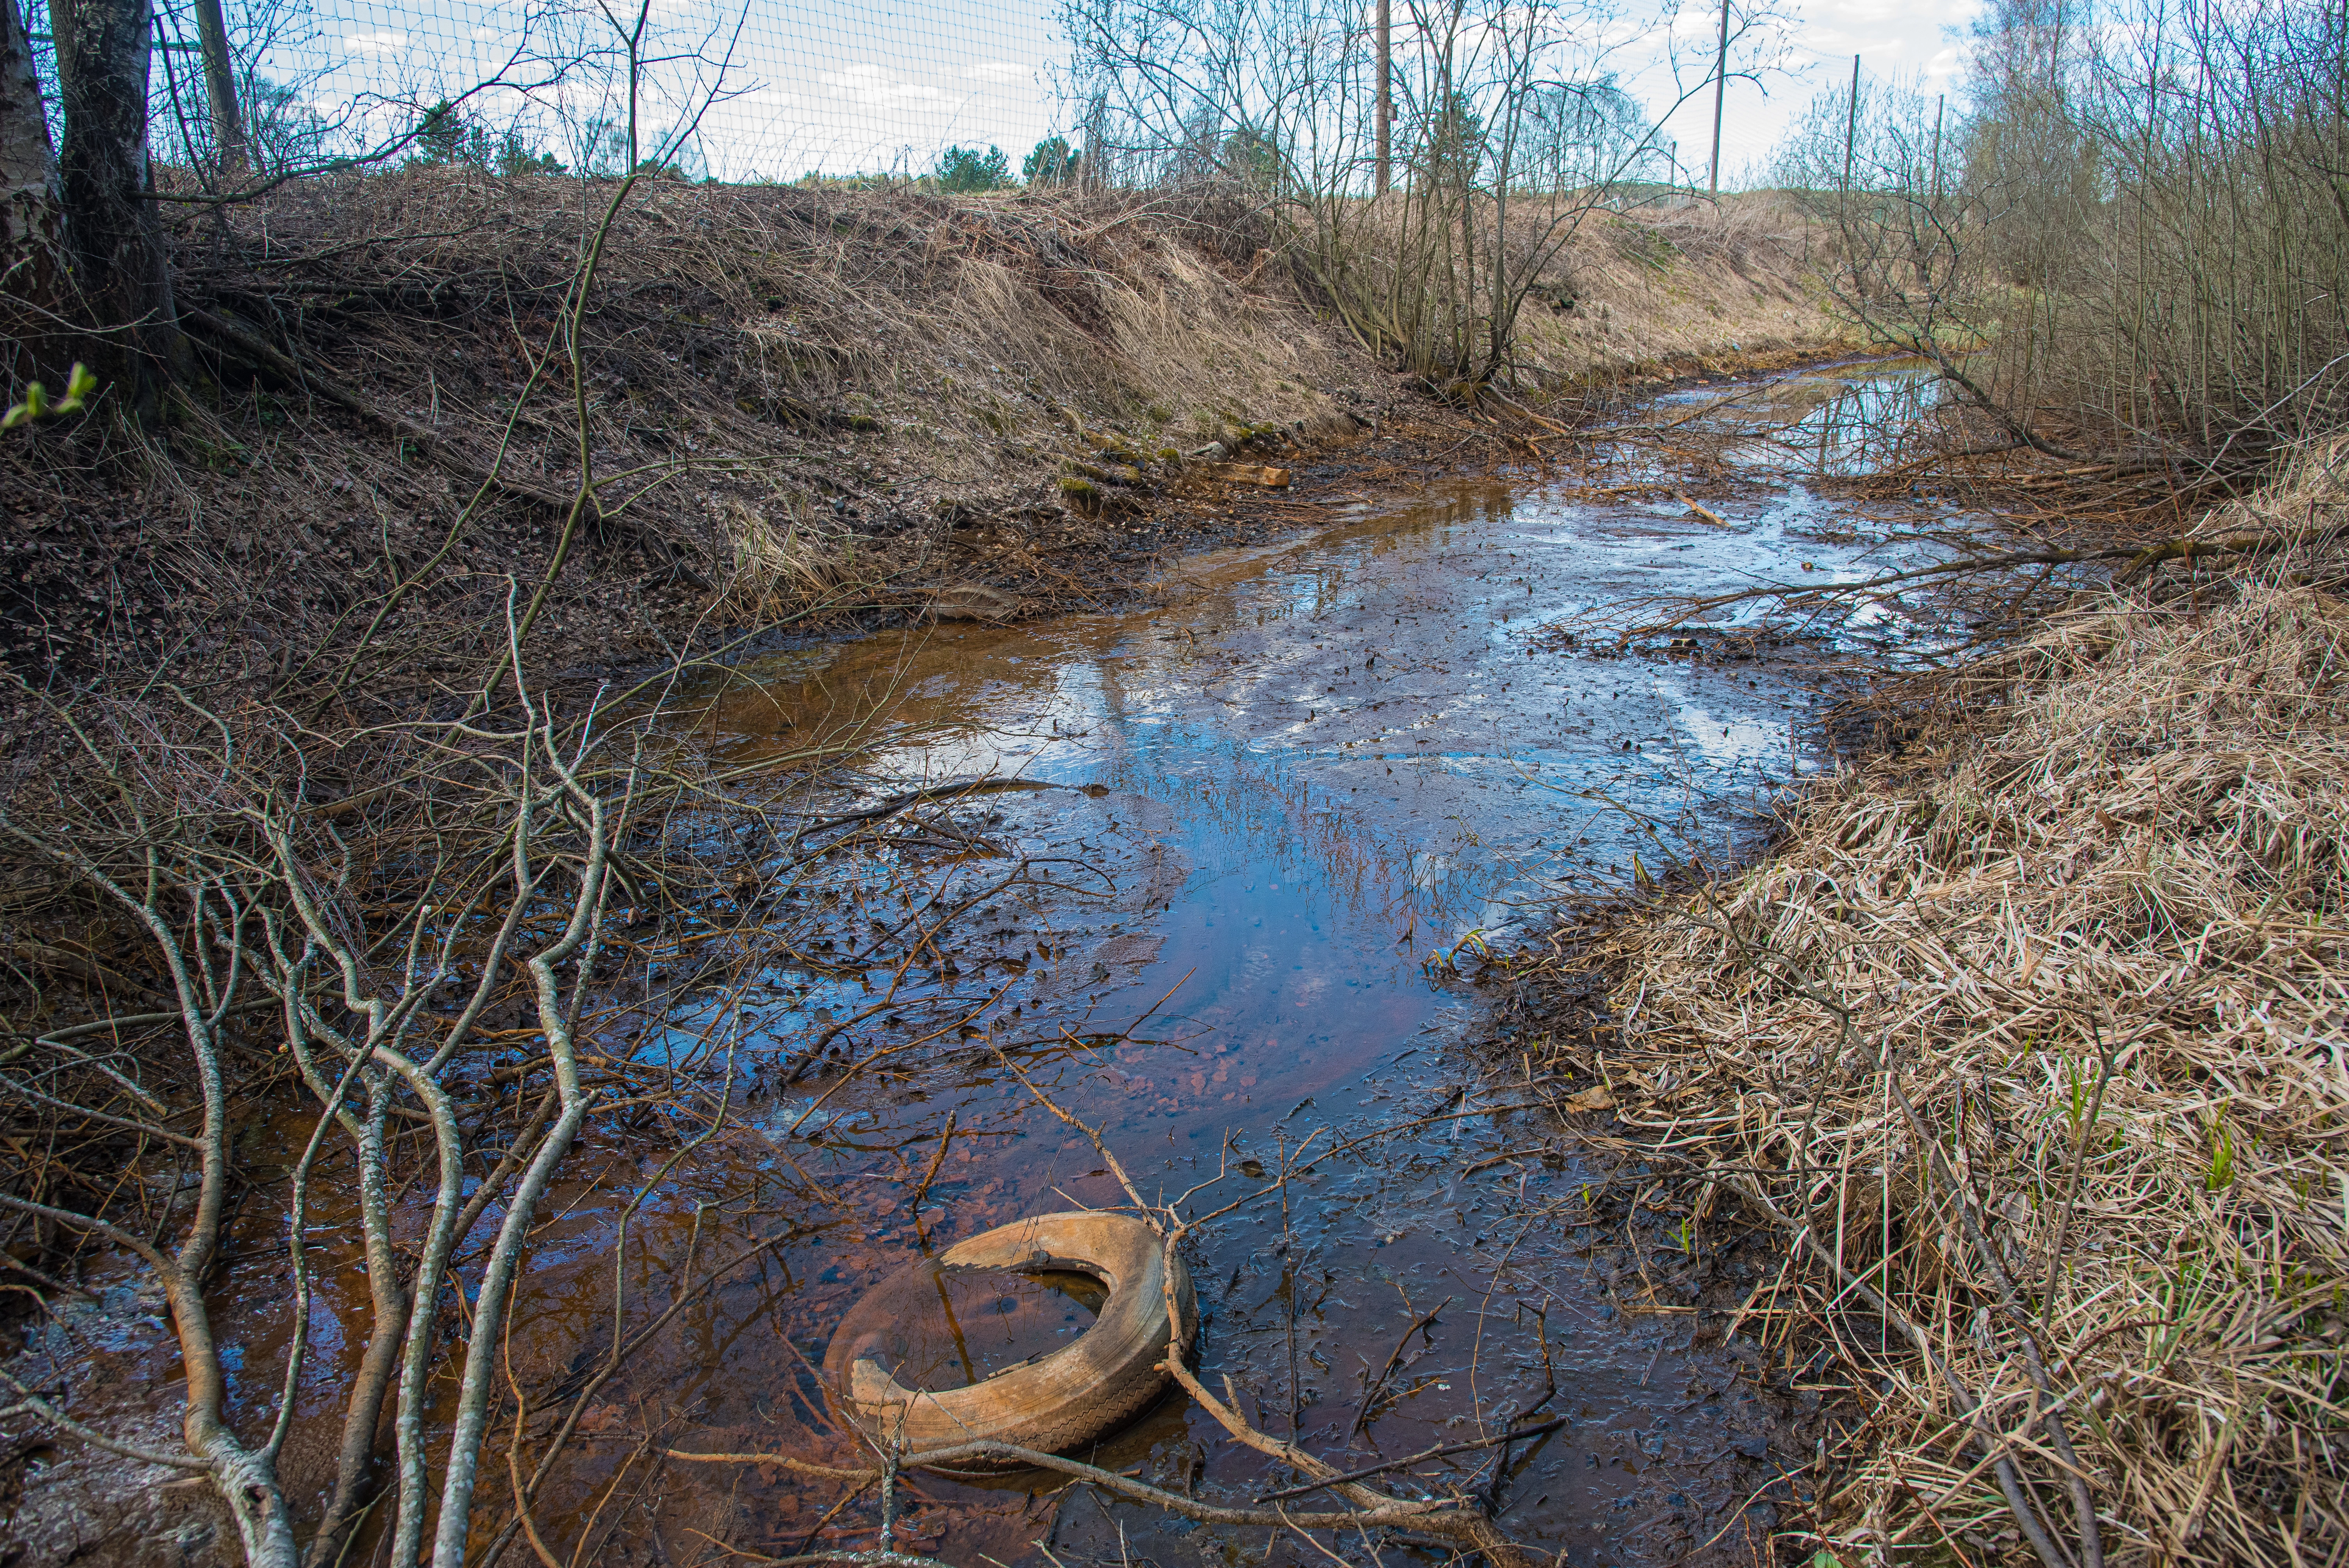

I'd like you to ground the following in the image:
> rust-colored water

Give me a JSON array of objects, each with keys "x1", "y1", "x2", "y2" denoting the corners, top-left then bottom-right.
[{"x1": 34, "y1": 363, "x2": 1951, "y2": 1568}]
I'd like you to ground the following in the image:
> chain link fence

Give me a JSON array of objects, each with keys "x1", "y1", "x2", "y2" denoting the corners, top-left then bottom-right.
[{"x1": 24, "y1": 0, "x2": 1077, "y2": 186}]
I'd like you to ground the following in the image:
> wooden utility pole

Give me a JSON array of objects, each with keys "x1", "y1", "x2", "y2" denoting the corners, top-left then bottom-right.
[
  {"x1": 1375, "y1": 0, "x2": 1392, "y2": 194},
  {"x1": 1840, "y1": 53, "x2": 1860, "y2": 300},
  {"x1": 1929, "y1": 92, "x2": 1943, "y2": 195},
  {"x1": 191, "y1": 0, "x2": 245, "y2": 174},
  {"x1": 1842, "y1": 52, "x2": 1859, "y2": 191},
  {"x1": 1918, "y1": 92, "x2": 1944, "y2": 288},
  {"x1": 1707, "y1": 0, "x2": 1728, "y2": 199}
]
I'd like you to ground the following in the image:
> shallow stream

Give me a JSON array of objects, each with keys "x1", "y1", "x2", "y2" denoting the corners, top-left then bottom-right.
[
  {"x1": 425, "y1": 360, "x2": 1955, "y2": 1568},
  {"x1": 171, "y1": 360, "x2": 1958, "y2": 1568}
]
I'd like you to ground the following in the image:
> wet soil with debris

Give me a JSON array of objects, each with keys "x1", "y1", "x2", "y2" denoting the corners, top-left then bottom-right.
[{"x1": 2, "y1": 361, "x2": 1963, "y2": 1568}]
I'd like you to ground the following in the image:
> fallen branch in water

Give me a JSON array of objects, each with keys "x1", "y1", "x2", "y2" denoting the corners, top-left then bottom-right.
[
  {"x1": 663, "y1": 1440, "x2": 1456, "y2": 1529},
  {"x1": 1258, "y1": 1414, "x2": 1571, "y2": 1501},
  {"x1": 792, "y1": 778, "x2": 1068, "y2": 839},
  {"x1": 1675, "y1": 491, "x2": 1731, "y2": 528},
  {"x1": 1585, "y1": 502, "x2": 2349, "y2": 642},
  {"x1": 1347, "y1": 1294, "x2": 1451, "y2": 1439},
  {"x1": 709, "y1": 1552, "x2": 952, "y2": 1568},
  {"x1": 998, "y1": 1064, "x2": 1547, "y2": 1568}
]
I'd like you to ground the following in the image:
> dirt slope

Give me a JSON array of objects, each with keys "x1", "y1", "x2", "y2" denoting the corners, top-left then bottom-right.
[{"x1": 0, "y1": 178, "x2": 1840, "y2": 715}]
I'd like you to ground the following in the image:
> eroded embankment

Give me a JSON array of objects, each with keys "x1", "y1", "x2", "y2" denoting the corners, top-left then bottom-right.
[
  {"x1": 1526, "y1": 451, "x2": 2349, "y2": 1567},
  {"x1": 0, "y1": 177, "x2": 1841, "y2": 706}
]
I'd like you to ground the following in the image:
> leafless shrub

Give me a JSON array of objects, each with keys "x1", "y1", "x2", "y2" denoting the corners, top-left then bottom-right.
[
  {"x1": 0, "y1": 656, "x2": 643, "y2": 1567},
  {"x1": 1778, "y1": 0, "x2": 2349, "y2": 480},
  {"x1": 1063, "y1": 0, "x2": 1797, "y2": 396}
]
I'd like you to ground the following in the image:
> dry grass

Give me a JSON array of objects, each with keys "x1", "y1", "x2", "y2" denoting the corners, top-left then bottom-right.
[
  {"x1": 1305, "y1": 185, "x2": 1844, "y2": 394},
  {"x1": 185, "y1": 174, "x2": 1381, "y2": 622},
  {"x1": 4, "y1": 173, "x2": 1428, "y2": 711},
  {"x1": 0, "y1": 171, "x2": 1845, "y2": 712},
  {"x1": 1547, "y1": 451, "x2": 2349, "y2": 1566},
  {"x1": 1513, "y1": 193, "x2": 1842, "y2": 389}
]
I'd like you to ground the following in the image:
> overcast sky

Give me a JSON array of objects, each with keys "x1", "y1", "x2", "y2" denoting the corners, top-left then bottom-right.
[
  {"x1": 1671, "y1": 0, "x2": 1984, "y2": 185},
  {"x1": 258, "y1": 0, "x2": 1987, "y2": 183}
]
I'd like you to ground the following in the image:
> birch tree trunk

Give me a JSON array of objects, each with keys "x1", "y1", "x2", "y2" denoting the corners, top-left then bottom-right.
[{"x1": 0, "y1": 0, "x2": 68, "y2": 335}]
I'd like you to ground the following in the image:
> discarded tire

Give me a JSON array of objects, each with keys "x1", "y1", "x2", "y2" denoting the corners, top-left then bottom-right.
[{"x1": 823, "y1": 1211, "x2": 1197, "y2": 1463}]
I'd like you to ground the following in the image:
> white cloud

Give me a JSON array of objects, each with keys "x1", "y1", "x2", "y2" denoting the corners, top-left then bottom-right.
[
  {"x1": 344, "y1": 30, "x2": 409, "y2": 56},
  {"x1": 822, "y1": 63, "x2": 944, "y2": 106}
]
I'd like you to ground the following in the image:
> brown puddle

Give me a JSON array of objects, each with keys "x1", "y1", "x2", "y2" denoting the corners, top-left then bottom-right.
[
  {"x1": 34, "y1": 362, "x2": 1960, "y2": 1567},
  {"x1": 844, "y1": 1267, "x2": 1108, "y2": 1394}
]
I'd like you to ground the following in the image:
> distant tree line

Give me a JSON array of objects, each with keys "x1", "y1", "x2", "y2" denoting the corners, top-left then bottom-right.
[{"x1": 926, "y1": 136, "x2": 1084, "y2": 192}]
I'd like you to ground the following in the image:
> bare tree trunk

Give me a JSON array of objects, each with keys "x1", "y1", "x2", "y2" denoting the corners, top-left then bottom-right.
[
  {"x1": 190, "y1": 0, "x2": 243, "y2": 175},
  {"x1": 59, "y1": 0, "x2": 178, "y2": 420},
  {"x1": 0, "y1": 0, "x2": 67, "y2": 329},
  {"x1": 47, "y1": 0, "x2": 73, "y2": 77},
  {"x1": 1707, "y1": 0, "x2": 1728, "y2": 198}
]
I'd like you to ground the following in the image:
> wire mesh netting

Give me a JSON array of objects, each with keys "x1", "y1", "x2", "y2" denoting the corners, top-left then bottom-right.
[
  {"x1": 14, "y1": 0, "x2": 1862, "y2": 199},
  {"x1": 25, "y1": 0, "x2": 1075, "y2": 185}
]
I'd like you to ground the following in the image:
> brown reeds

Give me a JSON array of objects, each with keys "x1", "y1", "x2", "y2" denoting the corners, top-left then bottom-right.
[{"x1": 1542, "y1": 454, "x2": 2349, "y2": 1565}]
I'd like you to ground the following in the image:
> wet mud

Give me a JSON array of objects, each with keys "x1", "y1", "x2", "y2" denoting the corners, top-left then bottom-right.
[{"x1": 5, "y1": 362, "x2": 1960, "y2": 1568}]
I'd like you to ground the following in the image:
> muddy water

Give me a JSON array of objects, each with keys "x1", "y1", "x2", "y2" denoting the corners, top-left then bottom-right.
[
  {"x1": 120, "y1": 362, "x2": 1946, "y2": 1568},
  {"x1": 399, "y1": 361, "x2": 1943, "y2": 1568}
]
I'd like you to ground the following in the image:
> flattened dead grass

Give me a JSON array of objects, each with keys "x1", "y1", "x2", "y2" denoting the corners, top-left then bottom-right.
[{"x1": 1557, "y1": 455, "x2": 2349, "y2": 1566}]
